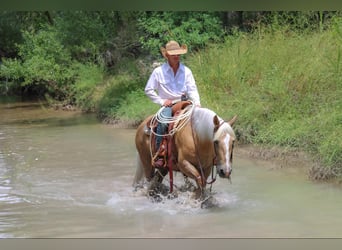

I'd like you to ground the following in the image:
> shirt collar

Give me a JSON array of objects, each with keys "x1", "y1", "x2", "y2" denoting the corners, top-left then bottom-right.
[{"x1": 164, "y1": 62, "x2": 184, "y2": 74}]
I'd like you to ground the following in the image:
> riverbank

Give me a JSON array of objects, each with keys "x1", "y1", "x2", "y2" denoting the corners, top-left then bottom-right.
[
  {"x1": 1, "y1": 96, "x2": 338, "y2": 185},
  {"x1": 101, "y1": 114, "x2": 339, "y2": 184},
  {"x1": 235, "y1": 144, "x2": 321, "y2": 180},
  {"x1": 238, "y1": 144, "x2": 342, "y2": 185}
]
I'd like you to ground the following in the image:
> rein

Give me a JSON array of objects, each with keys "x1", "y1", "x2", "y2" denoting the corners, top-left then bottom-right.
[
  {"x1": 149, "y1": 102, "x2": 193, "y2": 193},
  {"x1": 190, "y1": 111, "x2": 219, "y2": 191}
]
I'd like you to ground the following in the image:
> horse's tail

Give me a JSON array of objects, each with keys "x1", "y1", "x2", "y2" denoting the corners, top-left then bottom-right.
[{"x1": 132, "y1": 152, "x2": 144, "y2": 187}]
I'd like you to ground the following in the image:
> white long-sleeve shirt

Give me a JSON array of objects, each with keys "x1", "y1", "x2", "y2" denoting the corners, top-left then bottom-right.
[{"x1": 144, "y1": 62, "x2": 201, "y2": 106}]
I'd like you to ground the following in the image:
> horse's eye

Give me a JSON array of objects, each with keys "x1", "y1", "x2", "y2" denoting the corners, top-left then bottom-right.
[{"x1": 214, "y1": 140, "x2": 219, "y2": 146}]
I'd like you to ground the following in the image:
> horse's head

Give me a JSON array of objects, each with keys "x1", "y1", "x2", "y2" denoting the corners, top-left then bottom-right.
[{"x1": 213, "y1": 115, "x2": 237, "y2": 179}]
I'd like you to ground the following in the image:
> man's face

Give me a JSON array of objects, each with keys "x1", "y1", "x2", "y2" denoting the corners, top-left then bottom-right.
[{"x1": 166, "y1": 53, "x2": 180, "y2": 65}]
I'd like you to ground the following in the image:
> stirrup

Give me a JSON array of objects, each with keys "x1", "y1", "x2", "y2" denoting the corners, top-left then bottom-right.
[{"x1": 153, "y1": 158, "x2": 165, "y2": 168}]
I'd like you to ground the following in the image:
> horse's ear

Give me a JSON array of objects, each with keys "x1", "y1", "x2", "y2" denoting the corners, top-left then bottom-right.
[
  {"x1": 213, "y1": 115, "x2": 220, "y2": 132},
  {"x1": 228, "y1": 115, "x2": 238, "y2": 126}
]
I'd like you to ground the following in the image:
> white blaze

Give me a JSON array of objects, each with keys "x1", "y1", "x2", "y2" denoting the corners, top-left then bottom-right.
[{"x1": 224, "y1": 134, "x2": 232, "y2": 174}]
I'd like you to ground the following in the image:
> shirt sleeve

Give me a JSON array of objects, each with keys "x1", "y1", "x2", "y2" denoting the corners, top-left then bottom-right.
[
  {"x1": 144, "y1": 68, "x2": 164, "y2": 106},
  {"x1": 185, "y1": 69, "x2": 201, "y2": 106}
]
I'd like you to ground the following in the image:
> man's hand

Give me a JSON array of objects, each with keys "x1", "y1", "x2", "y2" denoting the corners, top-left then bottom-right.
[{"x1": 163, "y1": 99, "x2": 173, "y2": 107}]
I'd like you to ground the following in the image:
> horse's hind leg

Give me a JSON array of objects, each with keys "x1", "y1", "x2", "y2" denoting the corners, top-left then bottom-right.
[{"x1": 132, "y1": 154, "x2": 145, "y2": 189}]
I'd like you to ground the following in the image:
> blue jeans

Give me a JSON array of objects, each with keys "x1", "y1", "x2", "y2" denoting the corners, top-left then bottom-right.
[{"x1": 156, "y1": 106, "x2": 172, "y2": 150}]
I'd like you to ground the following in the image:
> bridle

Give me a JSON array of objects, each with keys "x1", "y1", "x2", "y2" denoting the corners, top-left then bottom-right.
[{"x1": 190, "y1": 113, "x2": 228, "y2": 191}]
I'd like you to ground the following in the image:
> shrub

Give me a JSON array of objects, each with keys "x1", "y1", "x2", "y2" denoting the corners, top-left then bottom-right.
[
  {"x1": 0, "y1": 27, "x2": 74, "y2": 99},
  {"x1": 138, "y1": 12, "x2": 225, "y2": 56}
]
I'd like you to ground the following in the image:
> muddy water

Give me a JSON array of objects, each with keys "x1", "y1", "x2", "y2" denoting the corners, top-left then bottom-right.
[{"x1": 1, "y1": 98, "x2": 342, "y2": 238}]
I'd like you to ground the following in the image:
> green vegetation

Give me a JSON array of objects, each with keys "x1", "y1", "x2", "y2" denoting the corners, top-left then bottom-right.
[
  {"x1": 138, "y1": 12, "x2": 224, "y2": 56},
  {"x1": 0, "y1": 11, "x2": 341, "y2": 181},
  {"x1": 189, "y1": 22, "x2": 342, "y2": 180}
]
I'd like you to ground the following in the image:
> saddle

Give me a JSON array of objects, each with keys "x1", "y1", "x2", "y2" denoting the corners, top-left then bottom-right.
[
  {"x1": 146, "y1": 100, "x2": 192, "y2": 168},
  {"x1": 146, "y1": 100, "x2": 192, "y2": 193}
]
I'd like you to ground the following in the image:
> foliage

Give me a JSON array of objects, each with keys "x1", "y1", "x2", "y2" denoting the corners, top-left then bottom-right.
[
  {"x1": 72, "y1": 63, "x2": 104, "y2": 111},
  {"x1": 114, "y1": 89, "x2": 157, "y2": 123},
  {"x1": 54, "y1": 11, "x2": 142, "y2": 66},
  {"x1": 97, "y1": 72, "x2": 143, "y2": 120},
  {"x1": 0, "y1": 11, "x2": 51, "y2": 57},
  {"x1": 0, "y1": 27, "x2": 74, "y2": 99},
  {"x1": 0, "y1": 12, "x2": 23, "y2": 57},
  {"x1": 137, "y1": 12, "x2": 225, "y2": 56},
  {"x1": 0, "y1": 11, "x2": 142, "y2": 98}
]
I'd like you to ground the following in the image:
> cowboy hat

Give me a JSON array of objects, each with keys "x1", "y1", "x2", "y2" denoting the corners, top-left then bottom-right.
[{"x1": 160, "y1": 40, "x2": 188, "y2": 58}]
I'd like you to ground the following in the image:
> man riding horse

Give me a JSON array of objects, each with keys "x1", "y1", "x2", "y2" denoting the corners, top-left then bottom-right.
[{"x1": 144, "y1": 40, "x2": 201, "y2": 168}]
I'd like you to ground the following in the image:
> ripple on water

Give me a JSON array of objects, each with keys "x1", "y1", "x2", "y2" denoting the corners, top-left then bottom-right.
[{"x1": 0, "y1": 171, "x2": 24, "y2": 205}]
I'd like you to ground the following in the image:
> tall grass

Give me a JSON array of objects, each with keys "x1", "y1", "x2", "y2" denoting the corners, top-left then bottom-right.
[
  {"x1": 96, "y1": 58, "x2": 157, "y2": 122},
  {"x1": 72, "y1": 63, "x2": 104, "y2": 111},
  {"x1": 188, "y1": 23, "x2": 342, "y2": 179}
]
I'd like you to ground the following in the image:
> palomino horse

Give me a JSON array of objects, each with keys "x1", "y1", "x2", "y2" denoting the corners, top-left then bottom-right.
[{"x1": 133, "y1": 105, "x2": 237, "y2": 199}]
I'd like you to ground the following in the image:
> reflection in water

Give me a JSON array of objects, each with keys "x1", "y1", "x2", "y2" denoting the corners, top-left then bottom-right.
[{"x1": 1, "y1": 99, "x2": 342, "y2": 238}]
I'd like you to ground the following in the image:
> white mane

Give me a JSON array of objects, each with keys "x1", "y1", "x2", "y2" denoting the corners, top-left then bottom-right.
[
  {"x1": 192, "y1": 107, "x2": 235, "y2": 141},
  {"x1": 191, "y1": 108, "x2": 215, "y2": 140}
]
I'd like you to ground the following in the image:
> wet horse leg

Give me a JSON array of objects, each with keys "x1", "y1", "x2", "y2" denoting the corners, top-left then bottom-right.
[
  {"x1": 148, "y1": 167, "x2": 169, "y2": 199},
  {"x1": 179, "y1": 160, "x2": 205, "y2": 199}
]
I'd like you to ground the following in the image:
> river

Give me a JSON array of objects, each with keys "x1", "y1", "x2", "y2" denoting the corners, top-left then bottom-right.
[{"x1": 0, "y1": 98, "x2": 342, "y2": 238}]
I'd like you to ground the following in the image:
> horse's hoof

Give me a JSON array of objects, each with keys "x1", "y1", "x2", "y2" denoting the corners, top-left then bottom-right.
[
  {"x1": 192, "y1": 188, "x2": 203, "y2": 200},
  {"x1": 150, "y1": 195, "x2": 163, "y2": 203},
  {"x1": 148, "y1": 191, "x2": 163, "y2": 203},
  {"x1": 133, "y1": 183, "x2": 144, "y2": 192},
  {"x1": 201, "y1": 195, "x2": 218, "y2": 209},
  {"x1": 167, "y1": 191, "x2": 178, "y2": 200}
]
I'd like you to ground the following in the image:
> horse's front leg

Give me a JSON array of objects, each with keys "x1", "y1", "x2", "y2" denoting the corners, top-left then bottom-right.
[
  {"x1": 148, "y1": 167, "x2": 169, "y2": 200},
  {"x1": 178, "y1": 160, "x2": 205, "y2": 199}
]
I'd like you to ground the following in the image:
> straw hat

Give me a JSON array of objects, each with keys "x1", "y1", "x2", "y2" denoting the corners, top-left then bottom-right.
[{"x1": 160, "y1": 40, "x2": 188, "y2": 58}]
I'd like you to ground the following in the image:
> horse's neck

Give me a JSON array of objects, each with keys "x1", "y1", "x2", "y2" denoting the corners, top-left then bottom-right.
[{"x1": 192, "y1": 108, "x2": 217, "y2": 141}]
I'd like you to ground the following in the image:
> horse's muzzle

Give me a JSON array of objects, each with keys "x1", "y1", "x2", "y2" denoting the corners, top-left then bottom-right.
[{"x1": 218, "y1": 168, "x2": 232, "y2": 178}]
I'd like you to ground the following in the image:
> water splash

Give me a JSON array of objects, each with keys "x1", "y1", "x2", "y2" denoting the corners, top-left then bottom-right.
[{"x1": 106, "y1": 178, "x2": 238, "y2": 216}]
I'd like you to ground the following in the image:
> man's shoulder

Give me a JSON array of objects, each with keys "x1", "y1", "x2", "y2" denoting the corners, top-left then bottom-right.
[
  {"x1": 181, "y1": 63, "x2": 193, "y2": 73},
  {"x1": 154, "y1": 62, "x2": 168, "y2": 71},
  {"x1": 150, "y1": 63, "x2": 165, "y2": 75}
]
